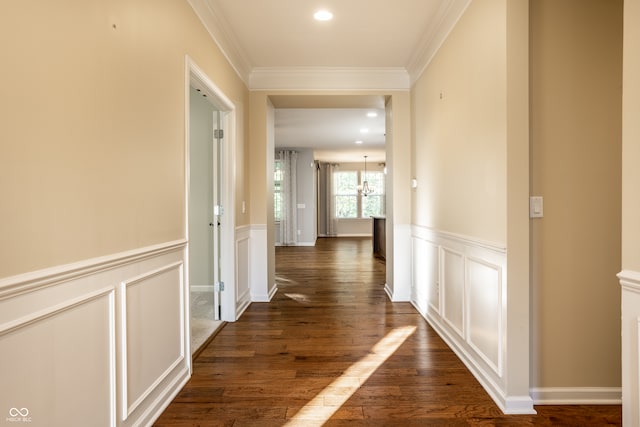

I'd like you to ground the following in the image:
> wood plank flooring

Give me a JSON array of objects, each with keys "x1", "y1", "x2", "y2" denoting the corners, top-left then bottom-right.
[{"x1": 155, "y1": 237, "x2": 621, "y2": 426}]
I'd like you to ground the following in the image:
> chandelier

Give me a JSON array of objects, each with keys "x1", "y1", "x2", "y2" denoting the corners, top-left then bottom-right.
[{"x1": 357, "y1": 155, "x2": 375, "y2": 196}]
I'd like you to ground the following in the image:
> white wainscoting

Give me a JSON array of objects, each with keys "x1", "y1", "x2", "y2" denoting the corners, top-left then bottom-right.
[
  {"x1": 386, "y1": 223, "x2": 412, "y2": 302},
  {"x1": 0, "y1": 240, "x2": 189, "y2": 427},
  {"x1": 235, "y1": 225, "x2": 252, "y2": 318},
  {"x1": 249, "y1": 224, "x2": 277, "y2": 302},
  {"x1": 619, "y1": 269, "x2": 640, "y2": 426},
  {"x1": 411, "y1": 226, "x2": 513, "y2": 411}
]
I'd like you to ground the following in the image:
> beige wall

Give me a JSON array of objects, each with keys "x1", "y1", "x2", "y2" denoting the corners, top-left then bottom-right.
[
  {"x1": 411, "y1": 0, "x2": 507, "y2": 245},
  {"x1": 0, "y1": 0, "x2": 249, "y2": 278},
  {"x1": 411, "y1": 0, "x2": 532, "y2": 408},
  {"x1": 530, "y1": 0, "x2": 622, "y2": 388}
]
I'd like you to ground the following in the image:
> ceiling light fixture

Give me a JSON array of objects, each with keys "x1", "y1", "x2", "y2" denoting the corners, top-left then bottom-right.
[
  {"x1": 355, "y1": 140, "x2": 363, "y2": 144},
  {"x1": 357, "y1": 155, "x2": 375, "y2": 197},
  {"x1": 314, "y1": 10, "x2": 333, "y2": 21},
  {"x1": 360, "y1": 128, "x2": 369, "y2": 134},
  {"x1": 367, "y1": 112, "x2": 378, "y2": 118}
]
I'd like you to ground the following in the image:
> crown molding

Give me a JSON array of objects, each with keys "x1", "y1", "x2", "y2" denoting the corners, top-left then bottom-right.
[
  {"x1": 249, "y1": 67, "x2": 410, "y2": 91},
  {"x1": 188, "y1": 0, "x2": 467, "y2": 91},
  {"x1": 406, "y1": 0, "x2": 472, "y2": 84},
  {"x1": 187, "y1": 0, "x2": 252, "y2": 85}
]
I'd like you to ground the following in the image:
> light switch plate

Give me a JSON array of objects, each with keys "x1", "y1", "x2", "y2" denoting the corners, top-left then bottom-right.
[{"x1": 530, "y1": 196, "x2": 543, "y2": 218}]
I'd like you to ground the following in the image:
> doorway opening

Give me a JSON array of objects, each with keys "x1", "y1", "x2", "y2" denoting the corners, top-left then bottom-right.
[
  {"x1": 270, "y1": 95, "x2": 388, "y2": 286},
  {"x1": 188, "y1": 85, "x2": 223, "y2": 354},
  {"x1": 186, "y1": 58, "x2": 237, "y2": 357}
]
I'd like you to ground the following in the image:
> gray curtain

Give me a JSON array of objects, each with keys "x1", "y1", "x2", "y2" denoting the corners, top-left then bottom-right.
[
  {"x1": 324, "y1": 163, "x2": 338, "y2": 237},
  {"x1": 278, "y1": 150, "x2": 298, "y2": 245}
]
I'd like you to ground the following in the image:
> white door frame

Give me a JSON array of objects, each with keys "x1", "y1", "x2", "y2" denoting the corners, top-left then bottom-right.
[{"x1": 185, "y1": 56, "x2": 237, "y2": 327}]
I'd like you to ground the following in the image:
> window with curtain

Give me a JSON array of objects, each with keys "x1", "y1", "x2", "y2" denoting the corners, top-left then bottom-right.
[
  {"x1": 274, "y1": 160, "x2": 283, "y2": 222},
  {"x1": 276, "y1": 150, "x2": 297, "y2": 245}
]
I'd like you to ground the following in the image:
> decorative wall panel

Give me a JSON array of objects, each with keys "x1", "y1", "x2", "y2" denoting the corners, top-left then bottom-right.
[
  {"x1": 0, "y1": 240, "x2": 189, "y2": 426},
  {"x1": 0, "y1": 289, "x2": 115, "y2": 426},
  {"x1": 442, "y1": 248, "x2": 465, "y2": 337},
  {"x1": 122, "y1": 262, "x2": 184, "y2": 418},
  {"x1": 467, "y1": 257, "x2": 502, "y2": 375},
  {"x1": 235, "y1": 225, "x2": 252, "y2": 318},
  {"x1": 411, "y1": 226, "x2": 509, "y2": 411}
]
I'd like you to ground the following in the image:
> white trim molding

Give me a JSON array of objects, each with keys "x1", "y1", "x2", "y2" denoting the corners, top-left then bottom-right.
[
  {"x1": 0, "y1": 240, "x2": 186, "y2": 300},
  {"x1": 530, "y1": 387, "x2": 622, "y2": 405},
  {"x1": 619, "y1": 269, "x2": 640, "y2": 426},
  {"x1": 619, "y1": 269, "x2": 640, "y2": 293},
  {"x1": 186, "y1": 56, "x2": 238, "y2": 322},
  {"x1": 249, "y1": 67, "x2": 411, "y2": 91},
  {"x1": 186, "y1": 0, "x2": 252, "y2": 84},
  {"x1": 406, "y1": 0, "x2": 472, "y2": 83}
]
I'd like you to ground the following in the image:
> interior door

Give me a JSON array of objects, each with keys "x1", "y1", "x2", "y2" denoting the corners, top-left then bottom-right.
[{"x1": 212, "y1": 110, "x2": 222, "y2": 320}]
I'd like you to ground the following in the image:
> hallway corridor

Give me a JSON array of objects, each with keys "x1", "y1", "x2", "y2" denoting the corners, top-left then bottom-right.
[{"x1": 155, "y1": 238, "x2": 620, "y2": 426}]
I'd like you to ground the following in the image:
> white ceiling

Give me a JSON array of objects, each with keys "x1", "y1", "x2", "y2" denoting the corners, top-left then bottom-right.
[
  {"x1": 271, "y1": 95, "x2": 386, "y2": 163},
  {"x1": 206, "y1": 0, "x2": 450, "y2": 69},
  {"x1": 189, "y1": 0, "x2": 470, "y2": 162},
  {"x1": 275, "y1": 107, "x2": 386, "y2": 163}
]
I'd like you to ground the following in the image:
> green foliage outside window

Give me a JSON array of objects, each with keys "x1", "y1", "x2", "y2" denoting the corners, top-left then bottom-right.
[
  {"x1": 333, "y1": 170, "x2": 385, "y2": 219},
  {"x1": 334, "y1": 171, "x2": 358, "y2": 218}
]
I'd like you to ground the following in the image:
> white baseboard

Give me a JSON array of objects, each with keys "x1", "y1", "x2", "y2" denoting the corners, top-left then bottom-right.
[
  {"x1": 252, "y1": 285, "x2": 278, "y2": 302},
  {"x1": 531, "y1": 387, "x2": 622, "y2": 405},
  {"x1": 384, "y1": 283, "x2": 393, "y2": 300},
  {"x1": 425, "y1": 310, "x2": 534, "y2": 414},
  {"x1": 235, "y1": 296, "x2": 251, "y2": 319},
  {"x1": 275, "y1": 241, "x2": 316, "y2": 247}
]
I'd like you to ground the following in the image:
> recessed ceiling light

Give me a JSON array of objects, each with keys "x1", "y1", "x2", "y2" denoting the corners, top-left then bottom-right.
[
  {"x1": 360, "y1": 128, "x2": 369, "y2": 134},
  {"x1": 367, "y1": 112, "x2": 378, "y2": 118},
  {"x1": 314, "y1": 10, "x2": 333, "y2": 21},
  {"x1": 355, "y1": 140, "x2": 363, "y2": 145}
]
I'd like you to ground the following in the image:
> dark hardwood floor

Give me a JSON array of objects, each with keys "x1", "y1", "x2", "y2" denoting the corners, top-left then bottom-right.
[{"x1": 155, "y1": 237, "x2": 621, "y2": 426}]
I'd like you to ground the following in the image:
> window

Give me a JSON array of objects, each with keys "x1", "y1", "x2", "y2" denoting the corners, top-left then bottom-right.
[
  {"x1": 334, "y1": 171, "x2": 358, "y2": 218},
  {"x1": 333, "y1": 170, "x2": 385, "y2": 219},
  {"x1": 274, "y1": 160, "x2": 283, "y2": 221},
  {"x1": 361, "y1": 171, "x2": 385, "y2": 218}
]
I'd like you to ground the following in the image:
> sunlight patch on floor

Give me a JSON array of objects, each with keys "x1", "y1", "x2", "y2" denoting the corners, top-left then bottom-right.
[
  {"x1": 283, "y1": 325, "x2": 416, "y2": 426},
  {"x1": 284, "y1": 293, "x2": 310, "y2": 303}
]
